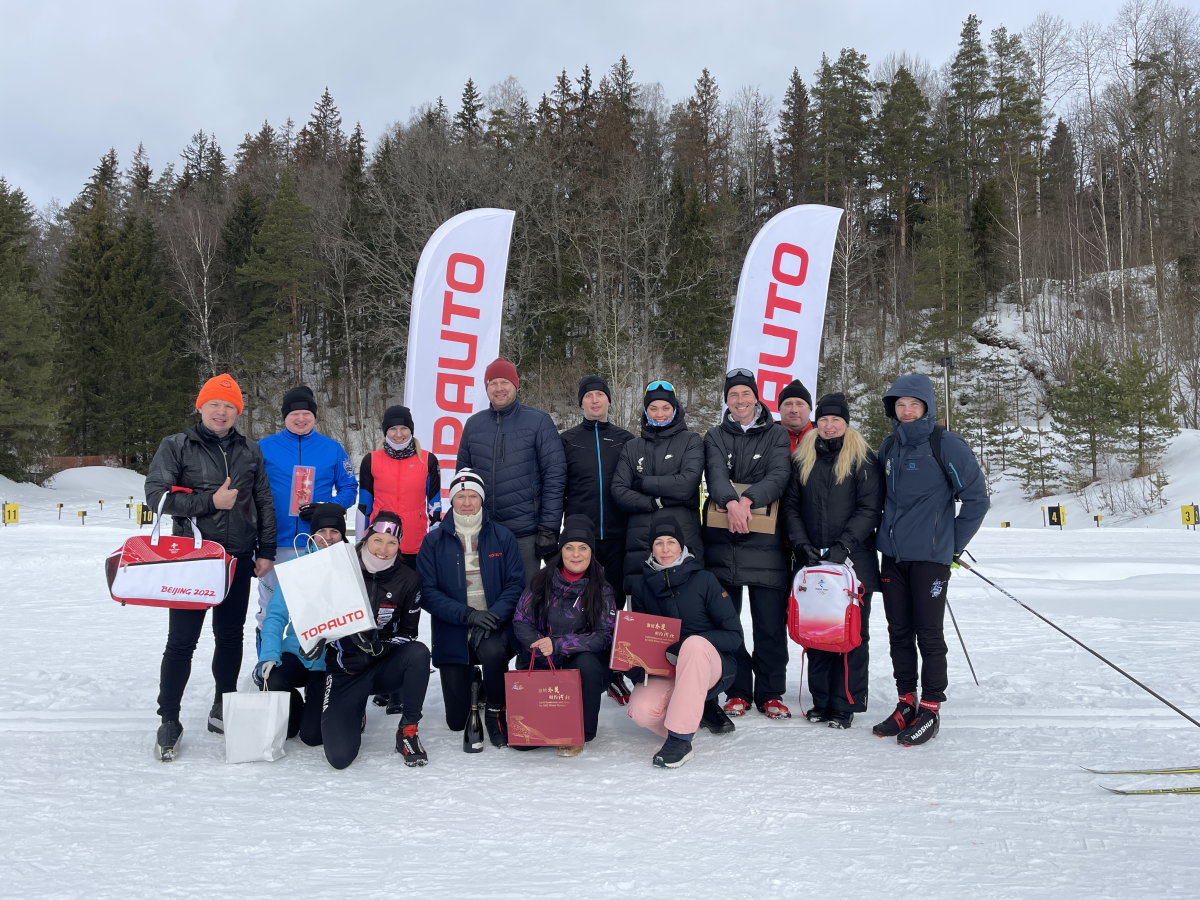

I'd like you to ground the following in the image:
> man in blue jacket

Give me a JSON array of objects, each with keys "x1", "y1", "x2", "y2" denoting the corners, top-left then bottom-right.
[
  {"x1": 873, "y1": 373, "x2": 988, "y2": 746},
  {"x1": 455, "y1": 357, "x2": 567, "y2": 583},
  {"x1": 256, "y1": 385, "x2": 358, "y2": 624}
]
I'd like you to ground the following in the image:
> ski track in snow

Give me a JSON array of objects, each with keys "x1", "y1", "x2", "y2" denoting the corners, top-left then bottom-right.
[{"x1": 2, "y1": 476, "x2": 1200, "y2": 898}]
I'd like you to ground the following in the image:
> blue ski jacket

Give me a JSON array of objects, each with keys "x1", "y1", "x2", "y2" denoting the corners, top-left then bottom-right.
[
  {"x1": 257, "y1": 544, "x2": 327, "y2": 672},
  {"x1": 258, "y1": 429, "x2": 358, "y2": 549},
  {"x1": 875, "y1": 374, "x2": 989, "y2": 565}
]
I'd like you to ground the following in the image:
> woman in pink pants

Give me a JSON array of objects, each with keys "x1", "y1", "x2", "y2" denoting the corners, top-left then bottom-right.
[{"x1": 628, "y1": 514, "x2": 745, "y2": 767}]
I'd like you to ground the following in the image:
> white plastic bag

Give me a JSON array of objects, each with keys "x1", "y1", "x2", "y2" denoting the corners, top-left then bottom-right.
[
  {"x1": 223, "y1": 689, "x2": 289, "y2": 763},
  {"x1": 273, "y1": 540, "x2": 373, "y2": 654}
]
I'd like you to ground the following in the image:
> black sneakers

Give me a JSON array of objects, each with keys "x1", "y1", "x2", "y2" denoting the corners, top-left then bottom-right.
[
  {"x1": 652, "y1": 735, "x2": 695, "y2": 769},
  {"x1": 805, "y1": 707, "x2": 831, "y2": 723},
  {"x1": 898, "y1": 704, "x2": 940, "y2": 746},
  {"x1": 485, "y1": 706, "x2": 508, "y2": 748},
  {"x1": 827, "y1": 712, "x2": 854, "y2": 730},
  {"x1": 700, "y1": 699, "x2": 735, "y2": 735},
  {"x1": 155, "y1": 719, "x2": 184, "y2": 762},
  {"x1": 396, "y1": 723, "x2": 428, "y2": 766},
  {"x1": 207, "y1": 700, "x2": 224, "y2": 735},
  {"x1": 872, "y1": 696, "x2": 918, "y2": 737}
]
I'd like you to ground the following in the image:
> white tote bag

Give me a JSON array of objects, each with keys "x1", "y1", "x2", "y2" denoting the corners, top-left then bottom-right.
[
  {"x1": 272, "y1": 540, "x2": 374, "y2": 654},
  {"x1": 223, "y1": 689, "x2": 289, "y2": 763}
]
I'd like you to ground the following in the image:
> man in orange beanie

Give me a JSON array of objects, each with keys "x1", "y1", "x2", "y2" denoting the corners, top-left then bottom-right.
[{"x1": 143, "y1": 371, "x2": 278, "y2": 761}]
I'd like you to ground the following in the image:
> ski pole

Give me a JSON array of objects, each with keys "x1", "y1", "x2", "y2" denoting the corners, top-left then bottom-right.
[
  {"x1": 955, "y1": 556, "x2": 1200, "y2": 730},
  {"x1": 945, "y1": 599, "x2": 979, "y2": 686}
]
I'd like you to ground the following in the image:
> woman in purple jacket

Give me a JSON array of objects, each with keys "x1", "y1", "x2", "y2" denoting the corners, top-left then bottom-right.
[{"x1": 512, "y1": 515, "x2": 616, "y2": 756}]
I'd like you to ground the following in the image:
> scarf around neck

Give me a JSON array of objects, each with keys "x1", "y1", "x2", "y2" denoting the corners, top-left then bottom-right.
[{"x1": 384, "y1": 437, "x2": 416, "y2": 460}]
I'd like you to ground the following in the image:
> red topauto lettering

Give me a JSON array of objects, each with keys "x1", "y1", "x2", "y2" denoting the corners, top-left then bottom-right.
[
  {"x1": 438, "y1": 330, "x2": 478, "y2": 370},
  {"x1": 757, "y1": 242, "x2": 808, "y2": 413},
  {"x1": 300, "y1": 608, "x2": 366, "y2": 642},
  {"x1": 772, "y1": 242, "x2": 809, "y2": 286},
  {"x1": 435, "y1": 373, "x2": 474, "y2": 413},
  {"x1": 446, "y1": 253, "x2": 485, "y2": 292},
  {"x1": 442, "y1": 290, "x2": 480, "y2": 326},
  {"x1": 433, "y1": 251, "x2": 488, "y2": 469},
  {"x1": 759, "y1": 323, "x2": 798, "y2": 368}
]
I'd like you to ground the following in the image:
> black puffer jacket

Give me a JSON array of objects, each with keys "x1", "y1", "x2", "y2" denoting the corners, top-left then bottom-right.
[
  {"x1": 782, "y1": 432, "x2": 884, "y2": 594},
  {"x1": 145, "y1": 423, "x2": 277, "y2": 559},
  {"x1": 326, "y1": 550, "x2": 423, "y2": 677},
  {"x1": 611, "y1": 413, "x2": 705, "y2": 593},
  {"x1": 631, "y1": 553, "x2": 744, "y2": 700},
  {"x1": 702, "y1": 404, "x2": 792, "y2": 591},
  {"x1": 455, "y1": 400, "x2": 567, "y2": 538},
  {"x1": 559, "y1": 418, "x2": 635, "y2": 542}
]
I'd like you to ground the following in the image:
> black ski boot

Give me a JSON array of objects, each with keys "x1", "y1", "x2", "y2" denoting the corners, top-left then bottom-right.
[
  {"x1": 207, "y1": 700, "x2": 224, "y2": 734},
  {"x1": 700, "y1": 698, "x2": 735, "y2": 734},
  {"x1": 485, "y1": 706, "x2": 508, "y2": 748},
  {"x1": 653, "y1": 734, "x2": 695, "y2": 769},
  {"x1": 872, "y1": 695, "x2": 917, "y2": 737},
  {"x1": 897, "y1": 703, "x2": 940, "y2": 746},
  {"x1": 372, "y1": 694, "x2": 389, "y2": 708},
  {"x1": 805, "y1": 707, "x2": 831, "y2": 724},
  {"x1": 396, "y1": 723, "x2": 428, "y2": 766},
  {"x1": 827, "y1": 712, "x2": 854, "y2": 729},
  {"x1": 155, "y1": 719, "x2": 184, "y2": 762}
]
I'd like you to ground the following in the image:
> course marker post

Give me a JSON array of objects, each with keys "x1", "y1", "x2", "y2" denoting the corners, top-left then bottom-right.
[
  {"x1": 78, "y1": 510, "x2": 87, "y2": 526},
  {"x1": 2, "y1": 503, "x2": 17, "y2": 526},
  {"x1": 1094, "y1": 515, "x2": 1102, "y2": 528},
  {"x1": 1047, "y1": 505, "x2": 1065, "y2": 530},
  {"x1": 56, "y1": 503, "x2": 63, "y2": 519}
]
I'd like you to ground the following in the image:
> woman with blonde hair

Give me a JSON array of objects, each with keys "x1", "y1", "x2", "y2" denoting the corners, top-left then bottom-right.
[{"x1": 782, "y1": 392, "x2": 883, "y2": 729}]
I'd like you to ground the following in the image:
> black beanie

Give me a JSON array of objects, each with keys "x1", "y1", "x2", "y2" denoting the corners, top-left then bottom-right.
[
  {"x1": 282, "y1": 385, "x2": 317, "y2": 418},
  {"x1": 381, "y1": 405, "x2": 414, "y2": 433},
  {"x1": 577, "y1": 375, "x2": 612, "y2": 407},
  {"x1": 643, "y1": 381, "x2": 678, "y2": 412},
  {"x1": 651, "y1": 511, "x2": 681, "y2": 542},
  {"x1": 814, "y1": 392, "x2": 851, "y2": 424},
  {"x1": 724, "y1": 369, "x2": 759, "y2": 401},
  {"x1": 299, "y1": 502, "x2": 346, "y2": 541},
  {"x1": 778, "y1": 380, "x2": 812, "y2": 409},
  {"x1": 559, "y1": 514, "x2": 596, "y2": 553}
]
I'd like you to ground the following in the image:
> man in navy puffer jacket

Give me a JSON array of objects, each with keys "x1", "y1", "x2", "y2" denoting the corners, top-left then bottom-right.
[
  {"x1": 456, "y1": 358, "x2": 567, "y2": 583},
  {"x1": 873, "y1": 373, "x2": 988, "y2": 746}
]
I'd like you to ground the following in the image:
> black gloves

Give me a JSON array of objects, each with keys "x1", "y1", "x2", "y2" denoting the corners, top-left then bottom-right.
[
  {"x1": 799, "y1": 544, "x2": 822, "y2": 568},
  {"x1": 664, "y1": 640, "x2": 682, "y2": 666},
  {"x1": 626, "y1": 666, "x2": 646, "y2": 686},
  {"x1": 299, "y1": 638, "x2": 326, "y2": 662},
  {"x1": 468, "y1": 626, "x2": 487, "y2": 653},
  {"x1": 351, "y1": 629, "x2": 385, "y2": 656},
  {"x1": 535, "y1": 528, "x2": 559, "y2": 561},
  {"x1": 823, "y1": 543, "x2": 849, "y2": 565},
  {"x1": 466, "y1": 608, "x2": 500, "y2": 632}
]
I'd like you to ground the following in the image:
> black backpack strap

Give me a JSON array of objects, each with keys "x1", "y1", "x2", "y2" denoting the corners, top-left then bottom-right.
[{"x1": 928, "y1": 425, "x2": 960, "y2": 500}]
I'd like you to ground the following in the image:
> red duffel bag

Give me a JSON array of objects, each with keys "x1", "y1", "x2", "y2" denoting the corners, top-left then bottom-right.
[
  {"x1": 105, "y1": 492, "x2": 236, "y2": 609},
  {"x1": 504, "y1": 650, "x2": 585, "y2": 747}
]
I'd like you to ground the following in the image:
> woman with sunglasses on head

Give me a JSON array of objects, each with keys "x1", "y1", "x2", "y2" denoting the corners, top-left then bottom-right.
[{"x1": 612, "y1": 380, "x2": 706, "y2": 604}]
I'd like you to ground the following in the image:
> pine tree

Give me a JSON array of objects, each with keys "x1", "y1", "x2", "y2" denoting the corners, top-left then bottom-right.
[
  {"x1": 1011, "y1": 406, "x2": 1061, "y2": 499},
  {"x1": 775, "y1": 68, "x2": 810, "y2": 207},
  {"x1": 914, "y1": 195, "x2": 983, "y2": 355},
  {"x1": 874, "y1": 66, "x2": 932, "y2": 253},
  {"x1": 970, "y1": 178, "x2": 1007, "y2": 296},
  {"x1": 298, "y1": 88, "x2": 347, "y2": 163},
  {"x1": 1050, "y1": 341, "x2": 1121, "y2": 488},
  {"x1": 948, "y1": 15, "x2": 993, "y2": 195},
  {"x1": 662, "y1": 170, "x2": 721, "y2": 386},
  {"x1": 455, "y1": 78, "x2": 485, "y2": 146},
  {"x1": 1115, "y1": 344, "x2": 1179, "y2": 477},
  {"x1": 810, "y1": 49, "x2": 872, "y2": 208}
]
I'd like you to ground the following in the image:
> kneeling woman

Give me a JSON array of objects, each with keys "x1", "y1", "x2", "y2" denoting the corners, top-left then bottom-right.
[
  {"x1": 322, "y1": 512, "x2": 431, "y2": 769},
  {"x1": 255, "y1": 502, "x2": 346, "y2": 746},
  {"x1": 628, "y1": 514, "x2": 744, "y2": 768},
  {"x1": 417, "y1": 469, "x2": 526, "y2": 748},
  {"x1": 512, "y1": 515, "x2": 616, "y2": 756}
]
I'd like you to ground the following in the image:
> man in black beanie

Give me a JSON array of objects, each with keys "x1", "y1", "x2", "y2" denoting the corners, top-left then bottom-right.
[
  {"x1": 777, "y1": 380, "x2": 813, "y2": 454},
  {"x1": 258, "y1": 385, "x2": 358, "y2": 624}
]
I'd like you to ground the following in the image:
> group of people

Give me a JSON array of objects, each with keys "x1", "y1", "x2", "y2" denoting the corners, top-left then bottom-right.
[{"x1": 143, "y1": 357, "x2": 988, "y2": 770}]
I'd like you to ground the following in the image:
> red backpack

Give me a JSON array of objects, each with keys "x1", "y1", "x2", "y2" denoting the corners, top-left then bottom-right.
[{"x1": 787, "y1": 561, "x2": 865, "y2": 705}]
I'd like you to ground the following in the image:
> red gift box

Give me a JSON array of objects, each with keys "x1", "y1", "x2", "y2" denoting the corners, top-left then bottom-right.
[
  {"x1": 504, "y1": 654, "x2": 585, "y2": 747},
  {"x1": 608, "y1": 611, "x2": 683, "y2": 678}
]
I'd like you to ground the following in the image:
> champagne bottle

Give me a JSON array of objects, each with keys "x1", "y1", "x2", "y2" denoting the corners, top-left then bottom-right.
[{"x1": 464, "y1": 680, "x2": 485, "y2": 753}]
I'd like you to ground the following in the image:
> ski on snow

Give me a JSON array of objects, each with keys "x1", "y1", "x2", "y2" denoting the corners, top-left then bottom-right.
[
  {"x1": 1081, "y1": 765, "x2": 1200, "y2": 775},
  {"x1": 1100, "y1": 784, "x2": 1200, "y2": 796}
]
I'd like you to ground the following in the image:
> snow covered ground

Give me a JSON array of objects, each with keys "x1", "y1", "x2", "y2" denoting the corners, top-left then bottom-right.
[{"x1": 2, "y1": 469, "x2": 1200, "y2": 898}]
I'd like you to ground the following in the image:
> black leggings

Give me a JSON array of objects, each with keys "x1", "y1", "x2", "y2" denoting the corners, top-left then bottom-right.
[
  {"x1": 322, "y1": 640, "x2": 431, "y2": 770},
  {"x1": 725, "y1": 583, "x2": 790, "y2": 707},
  {"x1": 880, "y1": 556, "x2": 951, "y2": 703},
  {"x1": 156, "y1": 554, "x2": 254, "y2": 720},
  {"x1": 438, "y1": 631, "x2": 513, "y2": 730},
  {"x1": 806, "y1": 593, "x2": 872, "y2": 715},
  {"x1": 266, "y1": 652, "x2": 326, "y2": 745}
]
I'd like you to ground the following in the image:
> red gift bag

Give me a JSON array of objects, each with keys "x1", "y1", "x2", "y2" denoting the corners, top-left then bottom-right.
[{"x1": 504, "y1": 651, "x2": 585, "y2": 747}]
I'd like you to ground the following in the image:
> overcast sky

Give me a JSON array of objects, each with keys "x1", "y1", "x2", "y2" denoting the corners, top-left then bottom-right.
[{"x1": 3, "y1": 0, "x2": 1125, "y2": 209}]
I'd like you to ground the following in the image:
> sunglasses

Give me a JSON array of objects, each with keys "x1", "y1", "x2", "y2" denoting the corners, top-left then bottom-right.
[
  {"x1": 646, "y1": 380, "x2": 675, "y2": 392},
  {"x1": 369, "y1": 520, "x2": 401, "y2": 538},
  {"x1": 726, "y1": 368, "x2": 754, "y2": 379}
]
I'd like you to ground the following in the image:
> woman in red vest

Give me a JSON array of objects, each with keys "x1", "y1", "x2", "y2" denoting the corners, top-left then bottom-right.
[{"x1": 357, "y1": 406, "x2": 441, "y2": 568}]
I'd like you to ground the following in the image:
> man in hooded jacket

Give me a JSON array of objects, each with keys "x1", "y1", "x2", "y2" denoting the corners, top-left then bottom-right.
[{"x1": 873, "y1": 373, "x2": 988, "y2": 746}]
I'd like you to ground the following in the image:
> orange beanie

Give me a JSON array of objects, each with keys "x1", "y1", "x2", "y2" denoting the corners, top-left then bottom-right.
[{"x1": 195, "y1": 373, "x2": 244, "y2": 415}]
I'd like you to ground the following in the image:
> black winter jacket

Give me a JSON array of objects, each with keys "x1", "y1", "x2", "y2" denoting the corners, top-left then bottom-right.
[
  {"x1": 145, "y1": 423, "x2": 277, "y2": 560},
  {"x1": 631, "y1": 553, "x2": 743, "y2": 701},
  {"x1": 559, "y1": 418, "x2": 635, "y2": 542},
  {"x1": 611, "y1": 413, "x2": 706, "y2": 593},
  {"x1": 326, "y1": 550, "x2": 423, "y2": 677},
  {"x1": 702, "y1": 405, "x2": 793, "y2": 591},
  {"x1": 456, "y1": 401, "x2": 567, "y2": 538},
  {"x1": 783, "y1": 434, "x2": 884, "y2": 594}
]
